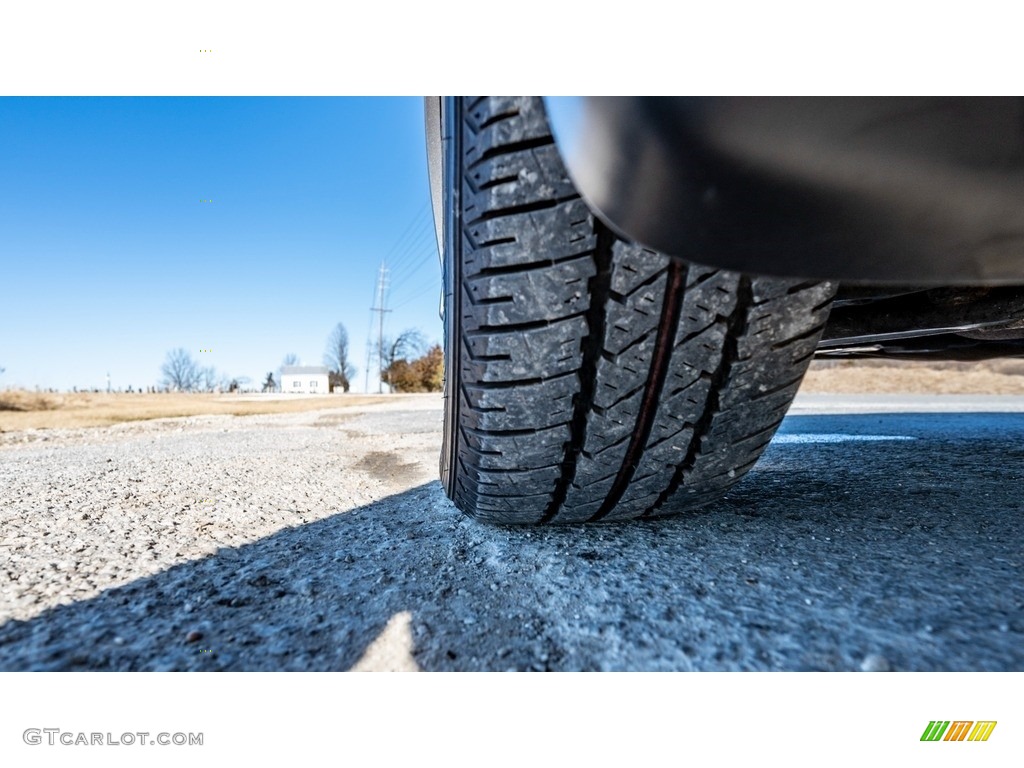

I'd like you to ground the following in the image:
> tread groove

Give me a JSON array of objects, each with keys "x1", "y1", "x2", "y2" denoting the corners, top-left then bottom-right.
[
  {"x1": 463, "y1": 371, "x2": 578, "y2": 391},
  {"x1": 465, "y1": 135, "x2": 557, "y2": 172},
  {"x1": 463, "y1": 196, "x2": 578, "y2": 226},
  {"x1": 465, "y1": 312, "x2": 589, "y2": 336},
  {"x1": 589, "y1": 258, "x2": 688, "y2": 522},
  {"x1": 642, "y1": 275, "x2": 753, "y2": 517},
  {"x1": 464, "y1": 250, "x2": 595, "y2": 278},
  {"x1": 539, "y1": 221, "x2": 615, "y2": 524}
]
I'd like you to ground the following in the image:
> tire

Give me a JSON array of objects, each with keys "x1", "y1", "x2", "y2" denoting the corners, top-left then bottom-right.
[{"x1": 440, "y1": 97, "x2": 836, "y2": 525}]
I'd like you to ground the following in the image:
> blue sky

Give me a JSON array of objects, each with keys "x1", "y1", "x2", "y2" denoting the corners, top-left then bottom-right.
[{"x1": 0, "y1": 97, "x2": 440, "y2": 392}]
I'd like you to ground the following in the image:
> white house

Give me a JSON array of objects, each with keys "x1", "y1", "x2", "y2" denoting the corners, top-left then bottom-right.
[{"x1": 280, "y1": 365, "x2": 329, "y2": 394}]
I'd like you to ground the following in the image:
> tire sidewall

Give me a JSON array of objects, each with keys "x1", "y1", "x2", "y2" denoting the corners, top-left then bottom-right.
[{"x1": 438, "y1": 97, "x2": 462, "y2": 498}]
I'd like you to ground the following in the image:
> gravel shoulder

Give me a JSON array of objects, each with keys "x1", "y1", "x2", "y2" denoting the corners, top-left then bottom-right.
[{"x1": 1, "y1": 392, "x2": 1022, "y2": 671}]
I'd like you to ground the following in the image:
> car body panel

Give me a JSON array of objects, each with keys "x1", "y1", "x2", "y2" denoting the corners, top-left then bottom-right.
[{"x1": 545, "y1": 96, "x2": 1024, "y2": 283}]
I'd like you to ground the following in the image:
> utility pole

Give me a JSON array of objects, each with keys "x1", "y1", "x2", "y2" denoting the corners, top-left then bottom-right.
[
  {"x1": 369, "y1": 261, "x2": 391, "y2": 393},
  {"x1": 364, "y1": 345, "x2": 371, "y2": 394}
]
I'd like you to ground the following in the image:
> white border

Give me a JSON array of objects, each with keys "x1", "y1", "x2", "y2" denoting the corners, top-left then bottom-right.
[
  {"x1": 1, "y1": 4, "x2": 1020, "y2": 765},
  {"x1": 1, "y1": 673, "x2": 1021, "y2": 766},
  {"x1": 1, "y1": 1, "x2": 1022, "y2": 95}
]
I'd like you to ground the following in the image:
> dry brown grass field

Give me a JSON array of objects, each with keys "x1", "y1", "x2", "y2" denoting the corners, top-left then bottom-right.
[
  {"x1": 0, "y1": 391, "x2": 394, "y2": 431},
  {"x1": 801, "y1": 359, "x2": 1024, "y2": 395},
  {"x1": 2, "y1": 359, "x2": 1023, "y2": 433}
]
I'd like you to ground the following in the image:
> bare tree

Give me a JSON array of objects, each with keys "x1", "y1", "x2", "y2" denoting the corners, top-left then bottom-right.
[
  {"x1": 323, "y1": 322, "x2": 356, "y2": 392},
  {"x1": 379, "y1": 329, "x2": 425, "y2": 391},
  {"x1": 276, "y1": 353, "x2": 300, "y2": 392},
  {"x1": 262, "y1": 372, "x2": 276, "y2": 393},
  {"x1": 161, "y1": 348, "x2": 201, "y2": 392},
  {"x1": 200, "y1": 366, "x2": 219, "y2": 392}
]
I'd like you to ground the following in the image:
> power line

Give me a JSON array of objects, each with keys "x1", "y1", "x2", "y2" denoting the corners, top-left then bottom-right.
[
  {"x1": 388, "y1": 219, "x2": 436, "y2": 274},
  {"x1": 388, "y1": 250, "x2": 439, "y2": 296},
  {"x1": 358, "y1": 200, "x2": 437, "y2": 393},
  {"x1": 380, "y1": 201, "x2": 431, "y2": 268},
  {"x1": 390, "y1": 284, "x2": 438, "y2": 311}
]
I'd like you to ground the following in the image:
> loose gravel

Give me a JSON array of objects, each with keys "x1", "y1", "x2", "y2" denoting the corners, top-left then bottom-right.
[{"x1": 1, "y1": 393, "x2": 1022, "y2": 671}]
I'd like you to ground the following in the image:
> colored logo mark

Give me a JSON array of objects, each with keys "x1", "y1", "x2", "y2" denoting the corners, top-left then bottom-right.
[
  {"x1": 200, "y1": 199, "x2": 213, "y2": 203},
  {"x1": 921, "y1": 721, "x2": 997, "y2": 742},
  {"x1": 199, "y1": 348, "x2": 212, "y2": 353}
]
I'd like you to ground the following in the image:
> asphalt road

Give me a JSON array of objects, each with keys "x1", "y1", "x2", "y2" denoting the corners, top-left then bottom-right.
[{"x1": 1, "y1": 393, "x2": 1022, "y2": 671}]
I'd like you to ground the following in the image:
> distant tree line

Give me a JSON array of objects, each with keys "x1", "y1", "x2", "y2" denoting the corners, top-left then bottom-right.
[
  {"x1": 156, "y1": 319, "x2": 440, "y2": 395},
  {"x1": 160, "y1": 348, "x2": 237, "y2": 393}
]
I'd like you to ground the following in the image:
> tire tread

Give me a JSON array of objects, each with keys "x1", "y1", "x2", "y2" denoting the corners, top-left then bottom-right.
[{"x1": 446, "y1": 97, "x2": 836, "y2": 525}]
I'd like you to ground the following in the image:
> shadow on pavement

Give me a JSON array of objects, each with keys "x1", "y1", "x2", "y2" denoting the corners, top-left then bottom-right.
[{"x1": 1, "y1": 412, "x2": 1022, "y2": 671}]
